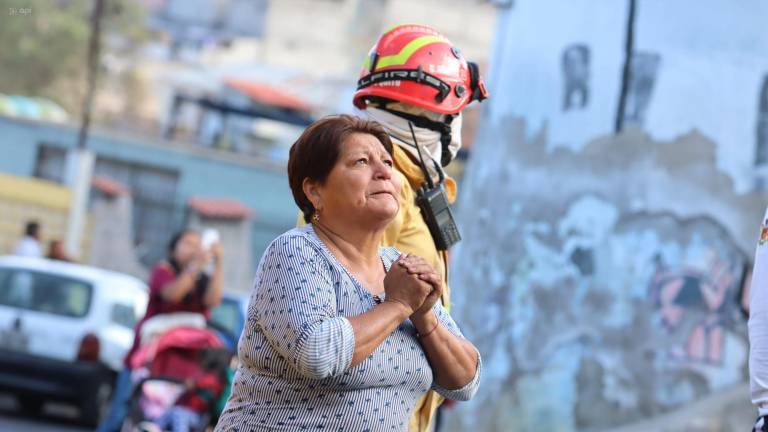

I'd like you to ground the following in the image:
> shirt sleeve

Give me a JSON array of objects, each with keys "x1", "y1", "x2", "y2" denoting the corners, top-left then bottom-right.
[
  {"x1": 751, "y1": 207, "x2": 768, "y2": 416},
  {"x1": 149, "y1": 264, "x2": 177, "y2": 297},
  {"x1": 253, "y1": 234, "x2": 355, "y2": 380},
  {"x1": 428, "y1": 302, "x2": 482, "y2": 401}
]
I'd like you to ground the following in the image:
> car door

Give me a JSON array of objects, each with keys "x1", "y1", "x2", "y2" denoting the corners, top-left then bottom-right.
[
  {"x1": 97, "y1": 280, "x2": 148, "y2": 371},
  {"x1": 0, "y1": 266, "x2": 94, "y2": 362}
]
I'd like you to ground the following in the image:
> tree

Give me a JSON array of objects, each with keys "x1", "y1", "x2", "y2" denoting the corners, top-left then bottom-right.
[{"x1": 0, "y1": 0, "x2": 146, "y2": 118}]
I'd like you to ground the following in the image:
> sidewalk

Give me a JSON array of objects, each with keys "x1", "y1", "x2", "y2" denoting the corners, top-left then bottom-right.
[{"x1": 607, "y1": 383, "x2": 752, "y2": 432}]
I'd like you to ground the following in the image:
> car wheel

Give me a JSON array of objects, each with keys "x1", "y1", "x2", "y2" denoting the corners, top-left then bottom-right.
[
  {"x1": 80, "y1": 379, "x2": 113, "y2": 427},
  {"x1": 17, "y1": 395, "x2": 44, "y2": 416}
]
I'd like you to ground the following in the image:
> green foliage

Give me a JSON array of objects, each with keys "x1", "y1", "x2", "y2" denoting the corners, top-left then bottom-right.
[{"x1": 0, "y1": 0, "x2": 146, "y2": 114}]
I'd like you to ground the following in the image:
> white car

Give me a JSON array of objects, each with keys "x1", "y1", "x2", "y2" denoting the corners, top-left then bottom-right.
[{"x1": 0, "y1": 256, "x2": 148, "y2": 426}]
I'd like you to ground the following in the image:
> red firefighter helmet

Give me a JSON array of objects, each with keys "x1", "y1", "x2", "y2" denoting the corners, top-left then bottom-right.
[{"x1": 353, "y1": 24, "x2": 487, "y2": 115}]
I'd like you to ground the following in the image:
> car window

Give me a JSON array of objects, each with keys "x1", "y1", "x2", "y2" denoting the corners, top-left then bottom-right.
[
  {"x1": 0, "y1": 268, "x2": 93, "y2": 318},
  {"x1": 110, "y1": 303, "x2": 139, "y2": 329},
  {"x1": 210, "y1": 298, "x2": 241, "y2": 337}
]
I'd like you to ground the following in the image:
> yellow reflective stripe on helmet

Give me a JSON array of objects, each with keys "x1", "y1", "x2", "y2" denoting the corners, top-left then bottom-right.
[{"x1": 374, "y1": 35, "x2": 448, "y2": 70}]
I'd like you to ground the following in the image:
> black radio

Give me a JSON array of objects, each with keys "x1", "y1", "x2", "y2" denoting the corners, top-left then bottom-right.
[
  {"x1": 416, "y1": 181, "x2": 461, "y2": 250},
  {"x1": 408, "y1": 123, "x2": 461, "y2": 251}
]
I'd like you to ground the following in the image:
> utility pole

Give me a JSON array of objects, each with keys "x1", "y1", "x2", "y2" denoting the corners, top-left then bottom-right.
[
  {"x1": 77, "y1": 0, "x2": 104, "y2": 151},
  {"x1": 65, "y1": 0, "x2": 104, "y2": 257},
  {"x1": 615, "y1": 0, "x2": 637, "y2": 133}
]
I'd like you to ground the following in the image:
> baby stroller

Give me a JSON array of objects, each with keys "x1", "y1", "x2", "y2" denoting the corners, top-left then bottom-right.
[{"x1": 120, "y1": 325, "x2": 229, "y2": 432}]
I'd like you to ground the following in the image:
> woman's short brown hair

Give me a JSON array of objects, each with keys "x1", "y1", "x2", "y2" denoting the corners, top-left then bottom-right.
[{"x1": 288, "y1": 115, "x2": 394, "y2": 223}]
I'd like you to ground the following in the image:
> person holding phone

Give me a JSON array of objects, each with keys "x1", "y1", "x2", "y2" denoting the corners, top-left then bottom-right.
[{"x1": 97, "y1": 229, "x2": 224, "y2": 432}]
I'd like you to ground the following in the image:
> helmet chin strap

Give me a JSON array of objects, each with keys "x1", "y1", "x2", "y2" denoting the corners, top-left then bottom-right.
[
  {"x1": 439, "y1": 116, "x2": 454, "y2": 167},
  {"x1": 380, "y1": 107, "x2": 455, "y2": 167}
]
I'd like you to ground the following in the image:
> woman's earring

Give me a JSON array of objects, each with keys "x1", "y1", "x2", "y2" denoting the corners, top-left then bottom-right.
[{"x1": 313, "y1": 212, "x2": 320, "y2": 222}]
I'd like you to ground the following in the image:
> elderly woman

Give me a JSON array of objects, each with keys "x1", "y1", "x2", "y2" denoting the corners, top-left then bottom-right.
[{"x1": 215, "y1": 115, "x2": 480, "y2": 431}]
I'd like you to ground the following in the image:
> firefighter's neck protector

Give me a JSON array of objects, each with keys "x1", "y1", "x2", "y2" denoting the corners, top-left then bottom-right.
[{"x1": 361, "y1": 104, "x2": 462, "y2": 178}]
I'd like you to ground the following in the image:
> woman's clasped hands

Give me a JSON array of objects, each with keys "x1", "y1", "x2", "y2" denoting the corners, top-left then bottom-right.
[{"x1": 382, "y1": 253, "x2": 443, "y2": 321}]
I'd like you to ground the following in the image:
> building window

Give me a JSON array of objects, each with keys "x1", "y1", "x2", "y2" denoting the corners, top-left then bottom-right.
[
  {"x1": 562, "y1": 44, "x2": 590, "y2": 111},
  {"x1": 93, "y1": 158, "x2": 180, "y2": 267},
  {"x1": 33, "y1": 147, "x2": 182, "y2": 266},
  {"x1": 34, "y1": 144, "x2": 67, "y2": 184}
]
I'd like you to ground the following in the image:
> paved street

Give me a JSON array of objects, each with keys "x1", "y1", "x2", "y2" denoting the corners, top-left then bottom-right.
[{"x1": 0, "y1": 393, "x2": 90, "y2": 432}]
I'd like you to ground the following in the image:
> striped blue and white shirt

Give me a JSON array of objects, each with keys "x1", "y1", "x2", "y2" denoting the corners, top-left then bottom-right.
[{"x1": 215, "y1": 225, "x2": 481, "y2": 431}]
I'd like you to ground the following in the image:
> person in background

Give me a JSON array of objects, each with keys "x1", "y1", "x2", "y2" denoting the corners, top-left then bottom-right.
[
  {"x1": 46, "y1": 239, "x2": 72, "y2": 262},
  {"x1": 97, "y1": 229, "x2": 224, "y2": 432},
  {"x1": 352, "y1": 23, "x2": 488, "y2": 431},
  {"x1": 13, "y1": 221, "x2": 42, "y2": 257}
]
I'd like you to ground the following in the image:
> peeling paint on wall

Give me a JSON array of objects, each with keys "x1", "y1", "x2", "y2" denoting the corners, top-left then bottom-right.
[{"x1": 444, "y1": 118, "x2": 764, "y2": 431}]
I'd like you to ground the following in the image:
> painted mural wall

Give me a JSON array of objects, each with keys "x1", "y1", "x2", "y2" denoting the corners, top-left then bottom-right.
[
  {"x1": 446, "y1": 2, "x2": 768, "y2": 429},
  {"x1": 446, "y1": 116, "x2": 764, "y2": 430}
]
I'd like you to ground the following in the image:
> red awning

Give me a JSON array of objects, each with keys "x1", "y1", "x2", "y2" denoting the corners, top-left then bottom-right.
[
  {"x1": 188, "y1": 196, "x2": 253, "y2": 220},
  {"x1": 224, "y1": 78, "x2": 313, "y2": 113}
]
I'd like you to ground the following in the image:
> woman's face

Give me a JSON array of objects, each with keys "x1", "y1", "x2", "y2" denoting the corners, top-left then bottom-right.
[
  {"x1": 308, "y1": 133, "x2": 401, "y2": 227},
  {"x1": 173, "y1": 232, "x2": 202, "y2": 265}
]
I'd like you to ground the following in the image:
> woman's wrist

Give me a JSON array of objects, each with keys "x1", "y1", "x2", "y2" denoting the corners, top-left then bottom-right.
[
  {"x1": 416, "y1": 318, "x2": 440, "y2": 340},
  {"x1": 382, "y1": 298, "x2": 412, "y2": 321},
  {"x1": 412, "y1": 310, "x2": 438, "y2": 334}
]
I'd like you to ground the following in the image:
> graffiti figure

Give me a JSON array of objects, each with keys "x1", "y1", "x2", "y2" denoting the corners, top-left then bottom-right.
[
  {"x1": 649, "y1": 253, "x2": 737, "y2": 364},
  {"x1": 562, "y1": 44, "x2": 590, "y2": 111}
]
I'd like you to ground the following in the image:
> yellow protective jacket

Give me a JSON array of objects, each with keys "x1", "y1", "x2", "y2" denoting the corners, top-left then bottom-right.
[
  {"x1": 385, "y1": 145, "x2": 456, "y2": 432},
  {"x1": 296, "y1": 144, "x2": 456, "y2": 431}
]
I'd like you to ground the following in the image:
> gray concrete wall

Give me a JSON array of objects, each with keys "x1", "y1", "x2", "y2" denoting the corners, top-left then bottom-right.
[{"x1": 444, "y1": 117, "x2": 765, "y2": 431}]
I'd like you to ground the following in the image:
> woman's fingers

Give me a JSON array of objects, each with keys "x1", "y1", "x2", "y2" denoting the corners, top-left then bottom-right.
[
  {"x1": 419, "y1": 272, "x2": 442, "y2": 292},
  {"x1": 398, "y1": 254, "x2": 428, "y2": 266},
  {"x1": 403, "y1": 263, "x2": 434, "y2": 276},
  {"x1": 395, "y1": 254, "x2": 442, "y2": 294},
  {"x1": 402, "y1": 268, "x2": 440, "y2": 291},
  {"x1": 398, "y1": 256, "x2": 433, "y2": 272}
]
